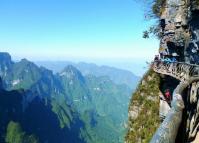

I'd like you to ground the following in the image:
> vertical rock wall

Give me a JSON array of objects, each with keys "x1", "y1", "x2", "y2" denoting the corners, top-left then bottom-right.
[
  {"x1": 160, "y1": 0, "x2": 189, "y2": 61},
  {"x1": 160, "y1": 0, "x2": 199, "y2": 64},
  {"x1": 126, "y1": 0, "x2": 199, "y2": 142},
  {"x1": 183, "y1": 81, "x2": 199, "y2": 142},
  {"x1": 159, "y1": 0, "x2": 199, "y2": 142}
]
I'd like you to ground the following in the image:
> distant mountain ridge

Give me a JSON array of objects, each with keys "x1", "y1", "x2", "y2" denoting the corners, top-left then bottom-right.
[
  {"x1": 0, "y1": 52, "x2": 139, "y2": 143},
  {"x1": 35, "y1": 61, "x2": 140, "y2": 89}
]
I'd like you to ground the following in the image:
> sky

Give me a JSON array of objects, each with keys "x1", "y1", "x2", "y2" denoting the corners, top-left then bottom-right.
[{"x1": 0, "y1": 0, "x2": 159, "y2": 76}]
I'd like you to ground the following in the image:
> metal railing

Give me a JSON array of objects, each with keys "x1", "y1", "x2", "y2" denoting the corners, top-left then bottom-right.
[
  {"x1": 151, "y1": 61, "x2": 199, "y2": 82},
  {"x1": 150, "y1": 61, "x2": 199, "y2": 143}
]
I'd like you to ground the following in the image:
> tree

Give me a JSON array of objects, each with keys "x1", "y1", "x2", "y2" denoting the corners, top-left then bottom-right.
[
  {"x1": 136, "y1": 0, "x2": 166, "y2": 38},
  {"x1": 5, "y1": 121, "x2": 39, "y2": 143},
  {"x1": 5, "y1": 121, "x2": 25, "y2": 143}
]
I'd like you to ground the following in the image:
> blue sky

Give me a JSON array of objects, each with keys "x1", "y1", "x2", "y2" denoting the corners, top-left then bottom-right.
[{"x1": 0, "y1": 0, "x2": 159, "y2": 75}]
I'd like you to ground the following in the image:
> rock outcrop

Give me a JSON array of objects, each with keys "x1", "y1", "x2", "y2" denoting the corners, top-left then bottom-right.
[
  {"x1": 157, "y1": 0, "x2": 199, "y2": 141},
  {"x1": 126, "y1": 0, "x2": 199, "y2": 142},
  {"x1": 160, "y1": 0, "x2": 199, "y2": 64}
]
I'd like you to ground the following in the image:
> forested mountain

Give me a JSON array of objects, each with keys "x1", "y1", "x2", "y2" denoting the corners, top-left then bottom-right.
[
  {"x1": 35, "y1": 61, "x2": 140, "y2": 89},
  {"x1": 0, "y1": 83, "x2": 86, "y2": 143},
  {"x1": 0, "y1": 52, "x2": 138, "y2": 143}
]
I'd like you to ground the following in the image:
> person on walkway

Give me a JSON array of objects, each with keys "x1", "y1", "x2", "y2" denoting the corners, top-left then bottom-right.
[
  {"x1": 171, "y1": 57, "x2": 177, "y2": 62},
  {"x1": 162, "y1": 57, "x2": 172, "y2": 63},
  {"x1": 159, "y1": 46, "x2": 169, "y2": 59},
  {"x1": 150, "y1": 81, "x2": 188, "y2": 143},
  {"x1": 165, "y1": 89, "x2": 171, "y2": 105},
  {"x1": 171, "y1": 53, "x2": 179, "y2": 62}
]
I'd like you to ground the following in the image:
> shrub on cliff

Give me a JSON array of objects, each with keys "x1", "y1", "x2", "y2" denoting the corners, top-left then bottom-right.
[
  {"x1": 142, "y1": 0, "x2": 166, "y2": 39},
  {"x1": 125, "y1": 69, "x2": 161, "y2": 143},
  {"x1": 152, "y1": 0, "x2": 166, "y2": 17}
]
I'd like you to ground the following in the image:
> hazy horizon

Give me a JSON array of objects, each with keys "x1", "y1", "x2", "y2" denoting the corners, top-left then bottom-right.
[
  {"x1": 0, "y1": 0, "x2": 159, "y2": 76},
  {"x1": 10, "y1": 55, "x2": 148, "y2": 76}
]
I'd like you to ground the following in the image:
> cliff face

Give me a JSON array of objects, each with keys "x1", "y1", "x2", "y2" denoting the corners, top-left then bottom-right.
[
  {"x1": 126, "y1": 0, "x2": 199, "y2": 142},
  {"x1": 159, "y1": 0, "x2": 199, "y2": 64},
  {"x1": 125, "y1": 70, "x2": 161, "y2": 143},
  {"x1": 159, "y1": 1, "x2": 199, "y2": 141}
]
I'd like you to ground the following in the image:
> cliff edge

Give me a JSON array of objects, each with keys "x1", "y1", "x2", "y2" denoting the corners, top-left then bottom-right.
[{"x1": 126, "y1": 0, "x2": 199, "y2": 142}]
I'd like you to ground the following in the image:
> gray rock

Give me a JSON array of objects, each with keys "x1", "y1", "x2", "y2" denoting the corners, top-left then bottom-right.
[
  {"x1": 146, "y1": 96, "x2": 157, "y2": 102},
  {"x1": 129, "y1": 105, "x2": 139, "y2": 120},
  {"x1": 190, "y1": 82, "x2": 198, "y2": 104}
]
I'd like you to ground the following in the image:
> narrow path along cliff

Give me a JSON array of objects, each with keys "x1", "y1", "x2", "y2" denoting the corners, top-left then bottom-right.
[{"x1": 126, "y1": 0, "x2": 199, "y2": 142}]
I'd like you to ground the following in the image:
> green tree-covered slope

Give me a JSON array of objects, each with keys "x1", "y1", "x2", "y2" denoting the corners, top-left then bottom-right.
[
  {"x1": 126, "y1": 69, "x2": 161, "y2": 143},
  {"x1": 6, "y1": 121, "x2": 39, "y2": 143},
  {"x1": 0, "y1": 85, "x2": 86, "y2": 143},
  {"x1": 0, "y1": 52, "x2": 136, "y2": 143}
]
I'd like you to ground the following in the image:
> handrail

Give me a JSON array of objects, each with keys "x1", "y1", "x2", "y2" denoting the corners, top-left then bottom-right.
[
  {"x1": 150, "y1": 61, "x2": 199, "y2": 143},
  {"x1": 151, "y1": 61, "x2": 199, "y2": 82}
]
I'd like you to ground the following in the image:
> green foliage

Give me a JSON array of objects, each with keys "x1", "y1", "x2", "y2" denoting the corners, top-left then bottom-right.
[
  {"x1": 143, "y1": 25, "x2": 162, "y2": 39},
  {"x1": 83, "y1": 75, "x2": 131, "y2": 143},
  {"x1": 6, "y1": 121, "x2": 24, "y2": 143},
  {"x1": 152, "y1": 0, "x2": 166, "y2": 17},
  {"x1": 81, "y1": 112, "x2": 125, "y2": 143},
  {"x1": 138, "y1": 0, "x2": 166, "y2": 19},
  {"x1": 141, "y1": 0, "x2": 166, "y2": 39},
  {"x1": 51, "y1": 99, "x2": 73, "y2": 128},
  {"x1": 125, "y1": 69, "x2": 161, "y2": 143},
  {"x1": 0, "y1": 53, "x2": 135, "y2": 143},
  {"x1": 11, "y1": 59, "x2": 41, "y2": 90},
  {"x1": 59, "y1": 67, "x2": 132, "y2": 143},
  {"x1": 5, "y1": 121, "x2": 39, "y2": 143},
  {"x1": 143, "y1": 30, "x2": 150, "y2": 38}
]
